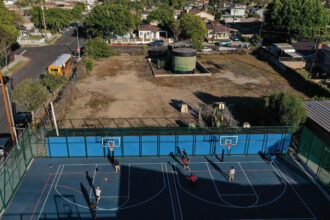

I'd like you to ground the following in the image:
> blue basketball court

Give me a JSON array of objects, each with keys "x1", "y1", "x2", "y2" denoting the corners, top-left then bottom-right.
[{"x1": 1, "y1": 155, "x2": 329, "y2": 220}]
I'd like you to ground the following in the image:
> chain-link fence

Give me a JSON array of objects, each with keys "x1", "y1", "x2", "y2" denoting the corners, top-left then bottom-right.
[{"x1": 0, "y1": 129, "x2": 33, "y2": 213}]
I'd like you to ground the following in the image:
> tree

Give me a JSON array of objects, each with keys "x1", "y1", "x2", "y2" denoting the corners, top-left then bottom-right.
[
  {"x1": 147, "y1": 5, "x2": 175, "y2": 28},
  {"x1": 264, "y1": 0, "x2": 328, "y2": 41},
  {"x1": 179, "y1": 13, "x2": 207, "y2": 50},
  {"x1": 84, "y1": 4, "x2": 135, "y2": 39},
  {"x1": 0, "y1": 1, "x2": 20, "y2": 69},
  {"x1": 264, "y1": 92, "x2": 307, "y2": 126},
  {"x1": 11, "y1": 79, "x2": 49, "y2": 120},
  {"x1": 215, "y1": 11, "x2": 222, "y2": 21},
  {"x1": 85, "y1": 37, "x2": 113, "y2": 59},
  {"x1": 169, "y1": 21, "x2": 180, "y2": 40},
  {"x1": 207, "y1": 6, "x2": 215, "y2": 14},
  {"x1": 42, "y1": 73, "x2": 68, "y2": 94}
]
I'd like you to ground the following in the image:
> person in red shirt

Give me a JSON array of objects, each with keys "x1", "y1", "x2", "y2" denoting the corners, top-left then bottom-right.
[
  {"x1": 186, "y1": 173, "x2": 198, "y2": 187},
  {"x1": 182, "y1": 156, "x2": 190, "y2": 171}
]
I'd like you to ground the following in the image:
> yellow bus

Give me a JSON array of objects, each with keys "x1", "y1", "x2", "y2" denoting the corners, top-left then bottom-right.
[{"x1": 47, "y1": 54, "x2": 72, "y2": 75}]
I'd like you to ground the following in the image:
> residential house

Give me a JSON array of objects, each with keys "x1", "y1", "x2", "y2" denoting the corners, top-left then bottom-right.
[
  {"x1": 206, "y1": 22, "x2": 238, "y2": 40},
  {"x1": 222, "y1": 4, "x2": 246, "y2": 22},
  {"x1": 173, "y1": 9, "x2": 181, "y2": 20},
  {"x1": 229, "y1": 17, "x2": 262, "y2": 38},
  {"x1": 142, "y1": 10, "x2": 151, "y2": 20},
  {"x1": 138, "y1": 24, "x2": 168, "y2": 41},
  {"x1": 188, "y1": 8, "x2": 214, "y2": 22}
]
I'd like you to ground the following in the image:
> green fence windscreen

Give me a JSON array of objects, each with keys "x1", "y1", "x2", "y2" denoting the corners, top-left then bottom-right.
[{"x1": 298, "y1": 127, "x2": 330, "y2": 190}]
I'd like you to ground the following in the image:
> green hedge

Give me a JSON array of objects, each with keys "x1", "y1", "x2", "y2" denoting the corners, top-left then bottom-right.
[{"x1": 286, "y1": 67, "x2": 330, "y2": 98}]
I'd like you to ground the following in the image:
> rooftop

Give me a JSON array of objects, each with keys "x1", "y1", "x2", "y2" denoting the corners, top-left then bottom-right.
[
  {"x1": 49, "y1": 54, "x2": 71, "y2": 67},
  {"x1": 138, "y1": 24, "x2": 161, "y2": 32},
  {"x1": 303, "y1": 100, "x2": 330, "y2": 133}
]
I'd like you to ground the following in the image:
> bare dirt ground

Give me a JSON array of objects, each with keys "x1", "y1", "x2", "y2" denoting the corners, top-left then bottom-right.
[{"x1": 62, "y1": 54, "x2": 306, "y2": 128}]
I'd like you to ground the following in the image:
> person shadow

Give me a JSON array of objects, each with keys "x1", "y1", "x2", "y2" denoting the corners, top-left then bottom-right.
[
  {"x1": 107, "y1": 150, "x2": 115, "y2": 167},
  {"x1": 85, "y1": 171, "x2": 96, "y2": 198},
  {"x1": 170, "y1": 152, "x2": 183, "y2": 167},
  {"x1": 205, "y1": 156, "x2": 228, "y2": 180},
  {"x1": 80, "y1": 183, "x2": 96, "y2": 219}
]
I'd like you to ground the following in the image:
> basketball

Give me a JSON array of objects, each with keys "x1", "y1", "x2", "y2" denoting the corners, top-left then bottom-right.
[{"x1": 104, "y1": 177, "x2": 108, "y2": 181}]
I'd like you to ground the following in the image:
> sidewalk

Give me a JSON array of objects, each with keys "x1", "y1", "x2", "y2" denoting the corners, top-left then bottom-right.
[{"x1": 1, "y1": 53, "x2": 30, "y2": 76}]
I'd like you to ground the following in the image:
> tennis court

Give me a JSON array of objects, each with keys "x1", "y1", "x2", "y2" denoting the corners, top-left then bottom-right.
[{"x1": 2, "y1": 154, "x2": 329, "y2": 220}]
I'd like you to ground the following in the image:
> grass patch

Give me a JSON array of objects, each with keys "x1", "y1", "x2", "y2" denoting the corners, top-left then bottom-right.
[
  {"x1": 48, "y1": 34, "x2": 61, "y2": 44},
  {"x1": 3, "y1": 60, "x2": 25, "y2": 76}
]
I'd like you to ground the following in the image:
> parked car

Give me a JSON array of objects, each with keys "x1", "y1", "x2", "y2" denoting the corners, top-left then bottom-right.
[
  {"x1": 215, "y1": 40, "x2": 232, "y2": 46},
  {"x1": 148, "y1": 40, "x2": 164, "y2": 46},
  {"x1": 14, "y1": 112, "x2": 32, "y2": 128},
  {"x1": 0, "y1": 76, "x2": 9, "y2": 87},
  {"x1": 230, "y1": 35, "x2": 240, "y2": 41},
  {"x1": 201, "y1": 47, "x2": 213, "y2": 52},
  {"x1": 0, "y1": 134, "x2": 12, "y2": 157}
]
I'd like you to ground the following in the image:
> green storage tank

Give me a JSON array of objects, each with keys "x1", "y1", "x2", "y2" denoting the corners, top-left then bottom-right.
[{"x1": 172, "y1": 48, "x2": 197, "y2": 73}]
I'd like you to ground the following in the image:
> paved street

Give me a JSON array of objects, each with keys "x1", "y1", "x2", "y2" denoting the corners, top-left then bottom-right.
[{"x1": 0, "y1": 28, "x2": 85, "y2": 133}]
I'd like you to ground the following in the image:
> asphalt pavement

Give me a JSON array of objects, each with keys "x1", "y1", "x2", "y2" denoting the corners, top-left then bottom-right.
[{"x1": 0, "y1": 28, "x2": 85, "y2": 133}]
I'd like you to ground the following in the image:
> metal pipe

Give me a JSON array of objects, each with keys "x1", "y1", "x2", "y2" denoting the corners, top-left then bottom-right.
[
  {"x1": 0, "y1": 71, "x2": 15, "y2": 143},
  {"x1": 5, "y1": 86, "x2": 19, "y2": 149}
]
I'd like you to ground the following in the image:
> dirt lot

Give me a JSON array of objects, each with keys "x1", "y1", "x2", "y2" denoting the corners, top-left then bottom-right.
[{"x1": 62, "y1": 54, "x2": 306, "y2": 128}]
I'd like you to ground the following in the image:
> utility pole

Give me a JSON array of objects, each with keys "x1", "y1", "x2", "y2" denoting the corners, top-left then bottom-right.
[
  {"x1": 0, "y1": 71, "x2": 15, "y2": 143},
  {"x1": 309, "y1": 35, "x2": 322, "y2": 78},
  {"x1": 77, "y1": 26, "x2": 80, "y2": 59},
  {"x1": 41, "y1": 1, "x2": 48, "y2": 44},
  {"x1": 5, "y1": 86, "x2": 19, "y2": 149}
]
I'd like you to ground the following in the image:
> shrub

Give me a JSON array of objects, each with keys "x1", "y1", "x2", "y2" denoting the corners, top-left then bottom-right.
[
  {"x1": 42, "y1": 73, "x2": 68, "y2": 94},
  {"x1": 84, "y1": 58, "x2": 94, "y2": 73},
  {"x1": 84, "y1": 37, "x2": 113, "y2": 59},
  {"x1": 241, "y1": 36, "x2": 249, "y2": 42},
  {"x1": 264, "y1": 92, "x2": 307, "y2": 126}
]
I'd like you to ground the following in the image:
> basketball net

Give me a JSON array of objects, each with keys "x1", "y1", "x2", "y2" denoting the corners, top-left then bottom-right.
[
  {"x1": 226, "y1": 142, "x2": 232, "y2": 151},
  {"x1": 109, "y1": 145, "x2": 114, "y2": 152}
]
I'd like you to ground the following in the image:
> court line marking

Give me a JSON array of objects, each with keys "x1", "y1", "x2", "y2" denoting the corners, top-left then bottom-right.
[
  {"x1": 171, "y1": 164, "x2": 184, "y2": 220},
  {"x1": 165, "y1": 163, "x2": 177, "y2": 220},
  {"x1": 37, "y1": 165, "x2": 61, "y2": 220},
  {"x1": 173, "y1": 162, "x2": 290, "y2": 209},
  {"x1": 30, "y1": 174, "x2": 51, "y2": 220},
  {"x1": 221, "y1": 194, "x2": 256, "y2": 196},
  {"x1": 90, "y1": 196, "x2": 128, "y2": 199},
  {"x1": 53, "y1": 163, "x2": 167, "y2": 211},
  {"x1": 89, "y1": 164, "x2": 98, "y2": 199},
  {"x1": 205, "y1": 163, "x2": 258, "y2": 208},
  {"x1": 237, "y1": 162, "x2": 259, "y2": 206},
  {"x1": 63, "y1": 162, "x2": 165, "y2": 166},
  {"x1": 189, "y1": 161, "x2": 266, "y2": 164},
  {"x1": 114, "y1": 164, "x2": 167, "y2": 210},
  {"x1": 54, "y1": 164, "x2": 130, "y2": 210},
  {"x1": 273, "y1": 163, "x2": 317, "y2": 220}
]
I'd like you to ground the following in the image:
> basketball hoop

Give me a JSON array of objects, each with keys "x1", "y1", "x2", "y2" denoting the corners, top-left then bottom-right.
[
  {"x1": 226, "y1": 142, "x2": 232, "y2": 151},
  {"x1": 109, "y1": 144, "x2": 114, "y2": 152}
]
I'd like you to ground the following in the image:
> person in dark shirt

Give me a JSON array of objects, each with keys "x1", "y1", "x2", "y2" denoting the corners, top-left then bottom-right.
[
  {"x1": 114, "y1": 159, "x2": 120, "y2": 173},
  {"x1": 186, "y1": 173, "x2": 198, "y2": 187},
  {"x1": 182, "y1": 148, "x2": 188, "y2": 158}
]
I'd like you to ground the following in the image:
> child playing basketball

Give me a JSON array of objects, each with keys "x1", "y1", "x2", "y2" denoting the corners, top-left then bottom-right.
[
  {"x1": 186, "y1": 173, "x2": 198, "y2": 187},
  {"x1": 182, "y1": 156, "x2": 190, "y2": 171}
]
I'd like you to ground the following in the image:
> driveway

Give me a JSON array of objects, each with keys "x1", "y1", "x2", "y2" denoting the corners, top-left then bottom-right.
[{"x1": 0, "y1": 28, "x2": 85, "y2": 133}]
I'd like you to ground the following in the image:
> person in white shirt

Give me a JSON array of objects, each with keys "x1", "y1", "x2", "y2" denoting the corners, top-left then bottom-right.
[
  {"x1": 228, "y1": 167, "x2": 235, "y2": 182},
  {"x1": 95, "y1": 186, "x2": 102, "y2": 203}
]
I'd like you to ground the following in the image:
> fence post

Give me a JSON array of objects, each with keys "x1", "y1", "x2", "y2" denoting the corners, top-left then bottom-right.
[
  {"x1": 263, "y1": 128, "x2": 269, "y2": 154},
  {"x1": 280, "y1": 127, "x2": 288, "y2": 154},
  {"x1": 21, "y1": 131, "x2": 27, "y2": 167},
  {"x1": 192, "y1": 129, "x2": 197, "y2": 156},
  {"x1": 65, "y1": 128, "x2": 70, "y2": 158},
  {"x1": 46, "y1": 129, "x2": 51, "y2": 158},
  {"x1": 0, "y1": 181, "x2": 5, "y2": 212},
  {"x1": 84, "y1": 128, "x2": 88, "y2": 158},
  {"x1": 245, "y1": 131, "x2": 251, "y2": 155},
  {"x1": 139, "y1": 128, "x2": 142, "y2": 157}
]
